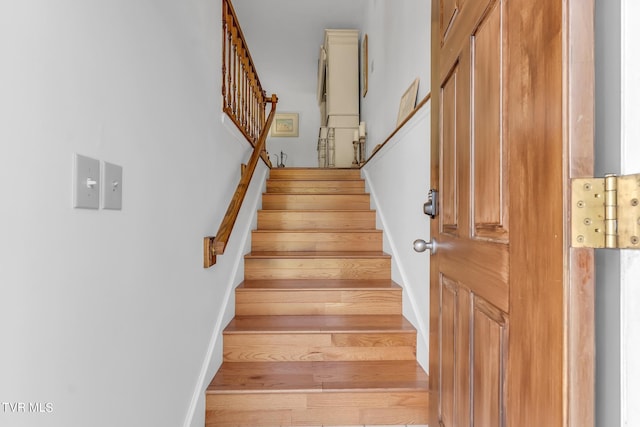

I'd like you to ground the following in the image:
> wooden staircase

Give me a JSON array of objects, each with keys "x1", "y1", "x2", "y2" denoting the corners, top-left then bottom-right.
[{"x1": 206, "y1": 168, "x2": 429, "y2": 426}]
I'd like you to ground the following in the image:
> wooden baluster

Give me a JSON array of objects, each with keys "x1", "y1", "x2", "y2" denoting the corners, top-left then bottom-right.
[
  {"x1": 226, "y1": 18, "x2": 233, "y2": 110},
  {"x1": 252, "y1": 84, "x2": 258, "y2": 141},
  {"x1": 247, "y1": 63, "x2": 252, "y2": 131},
  {"x1": 228, "y1": 23, "x2": 233, "y2": 111},
  {"x1": 244, "y1": 57, "x2": 249, "y2": 127},
  {"x1": 260, "y1": 92, "x2": 264, "y2": 138},
  {"x1": 249, "y1": 86, "x2": 254, "y2": 141},
  {"x1": 236, "y1": 52, "x2": 241, "y2": 122},
  {"x1": 258, "y1": 92, "x2": 262, "y2": 139},
  {"x1": 245, "y1": 58, "x2": 249, "y2": 128},
  {"x1": 252, "y1": 89, "x2": 256, "y2": 141},
  {"x1": 233, "y1": 30, "x2": 239, "y2": 115},
  {"x1": 236, "y1": 48, "x2": 240, "y2": 117},
  {"x1": 257, "y1": 92, "x2": 261, "y2": 140},
  {"x1": 255, "y1": 84, "x2": 260, "y2": 140},
  {"x1": 239, "y1": 52, "x2": 244, "y2": 126},
  {"x1": 221, "y1": 1, "x2": 226, "y2": 107},
  {"x1": 249, "y1": 67, "x2": 253, "y2": 134},
  {"x1": 237, "y1": 52, "x2": 242, "y2": 124},
  {"x1": 250, "y1": 85, "x2": 254, "y2": 140},
  {"x1": 238, "y1": 55, "x2": 243, "y2": 123},
  {"x1": 250, "y1": 88, "x2": 255, "y2": 141},
  {"x1": 231, "y1": 37, "x2": 236, "y2": 114},
  {"x1": 240, "y1": 55, "x2": 246, "y2": 127},
  {"x1": 254, "y1": 90, "x2": 259, "y2": 141}
]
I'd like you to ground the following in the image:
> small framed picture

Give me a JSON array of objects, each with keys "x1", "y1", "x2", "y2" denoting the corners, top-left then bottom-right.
[
  {"x1": 270, "y1": 113, "x2": 299, "y2": 137},
  {"x1": 397, "y1": 78, "x2": 420, "y2": 126},
  {"x1": 362, "y1": 34, "x2": 368, "y2": 98}
]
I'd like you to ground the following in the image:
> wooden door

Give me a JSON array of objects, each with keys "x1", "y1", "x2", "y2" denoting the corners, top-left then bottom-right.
[{"x1": 429, "y1": 0, "x2": 595, "y2": 426}]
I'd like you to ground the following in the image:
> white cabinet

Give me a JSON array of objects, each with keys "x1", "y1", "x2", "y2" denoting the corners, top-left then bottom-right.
[{"x1": 317, "y1": 29, "x2": 359, "y2": 168}]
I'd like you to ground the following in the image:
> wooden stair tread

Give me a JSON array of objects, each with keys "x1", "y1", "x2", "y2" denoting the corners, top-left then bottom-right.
[
  {"x1": 245, "y1": 251, "x2": 390, "y2": 259},
  {"x1": 269, "y1": 168, "x2": 362, "y2": 181},
  {"x1": 252, "y1": 229, "x2": 381, "y2": 234},
  {"x1": 207, "y1": 361, "x2": 428, "y2": 394},
  {"x1": 262, "y1": 194, "x2": 370, "y2": 211},
  {"x1": 264, "y1": 192, "x2": 369, "y2": 196},
  {"x1": 266, "y1": 180, "x2": 365, "y2": 192},
  {"x1": 266, "y1": 179, "x2": 363, "y2": 184},
  {"x1": 268, "y1": 178, "x2": 364, "y2": 182},
  {"x1": 267, "y1": 181, "x2": 365, "y2": 188},
  {"x1": 257, "y1": 210, "x2": 377, "y2": 231},
  {"x1": 258, "y1": 209, "x2": 374, "y2": 213},
  {"x1": 267, "y1": 181, "x2": 363, "y2": 183},
  {"x1": 262, "y1": 194, "x2": 370, "y2": 201},
  {"x1": 238, "y1": 279, "x2": 401, "y2": 290},
  {"x1": 224, "y1": 315, "x2": 415, "y2": 334},
  {"x1": 251, "y1": 230, "x2": 383, "y2": 252}
]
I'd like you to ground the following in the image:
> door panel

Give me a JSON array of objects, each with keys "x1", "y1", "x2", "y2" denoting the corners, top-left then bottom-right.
[
  {"x1": 439, "y1": 276, "x2": 472, "y2": 427},
  {"x1": 438, "y1": 239, "x2": 508, "y2": 312},
  {"x1": 439, "y1": 277, "x2": 456, "y2": 425},
  {"x1": 441, "y1": 67, "x2": 459, "y2": 234},
  {"x1": 473, "y1": 297, "x2": 507, "y2": 427},
  {"x1": 471, "y1": 2, "x2": 508, "y2": 241}
]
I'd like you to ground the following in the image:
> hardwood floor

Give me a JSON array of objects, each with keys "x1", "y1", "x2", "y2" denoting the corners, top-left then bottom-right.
[{"x1": 206, "y1": 168, "x2": 429, "y2": 427}]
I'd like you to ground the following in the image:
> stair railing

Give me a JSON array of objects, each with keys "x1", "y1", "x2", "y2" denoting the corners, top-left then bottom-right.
[
  {"x1": 204, "y1": 0, "x2": 278, "y2": 268},
  {"x1": 221, "y1": 0, "x2": 268, "y2": 145}
]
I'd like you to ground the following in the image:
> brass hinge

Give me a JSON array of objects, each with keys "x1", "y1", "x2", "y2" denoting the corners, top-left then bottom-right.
[{"x1": 572, "y1": 174, "x2": 640, "y2": 249}]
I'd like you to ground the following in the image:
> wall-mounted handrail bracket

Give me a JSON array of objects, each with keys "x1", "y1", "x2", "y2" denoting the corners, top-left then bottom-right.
[{"x1": 204, "y1": 236, "x2": 217, "y2": 268}]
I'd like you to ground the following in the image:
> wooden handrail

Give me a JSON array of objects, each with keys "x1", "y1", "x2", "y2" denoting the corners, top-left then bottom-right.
[
  {"x1": 360, "y1": 93, "x2": 431, "y2": 168},
  {"x1": 204, "y1": 0, "x2": 277, "y2": 268},
  {"x1": 204, "y1": 94, "x2": 278, "y2": 268},
  {"x1": 222, "y1": 0, "x2": 267, "y2": 145}
]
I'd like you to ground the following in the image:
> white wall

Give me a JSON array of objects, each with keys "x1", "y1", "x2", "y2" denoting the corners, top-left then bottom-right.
[
  {"x1": 265, "y1": 91, "x2": 319, "y2": 167},
  {"x1": 356, "y1": 0, "x2": 431, "y2": 370},
  {"x1": 360, "y1": 0, "x2": 431, "y2": 156},
  {"x1": 362, "y1": 103, "x2": 431, "y2": 369},
  {"x1": 0, "y1": 1, "x2": 267, "y2": 426},
  {"x1": 621, "y1": 1, "x2": 640, "y2": 425}
]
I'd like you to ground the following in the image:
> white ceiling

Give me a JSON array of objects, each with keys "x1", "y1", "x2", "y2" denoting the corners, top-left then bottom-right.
[{"x1": 232, "y1": 0, "x2": 367, "y2": 94}]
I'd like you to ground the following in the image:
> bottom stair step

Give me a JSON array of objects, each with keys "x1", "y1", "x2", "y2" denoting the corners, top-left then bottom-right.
[{"x1": 206, "y1": 361, "x2": 429, "y2": 426}]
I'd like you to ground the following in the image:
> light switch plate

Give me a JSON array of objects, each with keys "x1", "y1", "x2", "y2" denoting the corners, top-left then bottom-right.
[
  {"x1": 102, "y1": 161, "x2": 123, "y2": 210},
  {"x1": 73, "y1": 154, "x2": 100, "y2": 209}
]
